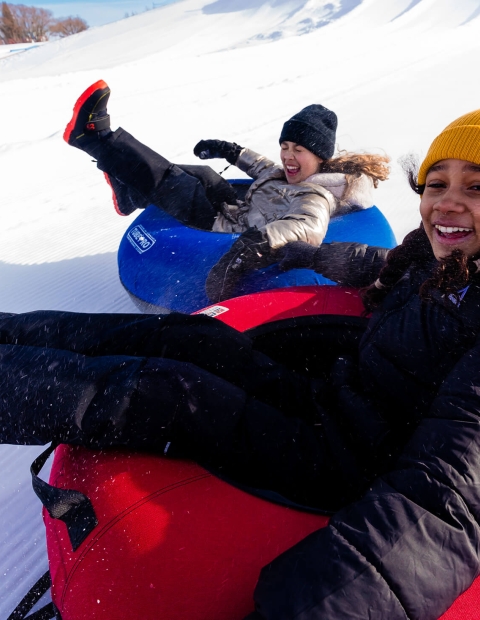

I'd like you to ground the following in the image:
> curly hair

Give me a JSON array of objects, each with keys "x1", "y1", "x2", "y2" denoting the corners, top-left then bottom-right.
[
  {"x1": 399, "y1": 153, "x2": 425, "y2": 195},
  {"x1": 322, "y1": 152, "x2": 391, "y2": 188},
  {"x1": 360, "y1": 155, "x2": 480, "y2": 312}
]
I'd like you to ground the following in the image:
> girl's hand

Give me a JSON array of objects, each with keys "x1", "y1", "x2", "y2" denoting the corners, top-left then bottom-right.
[
  {"x1": 278, "y1": 241, "x2": 318, "y2": 271},
  {"x1": 193, "y1": 139, "x2": 243, "y2": 165}
]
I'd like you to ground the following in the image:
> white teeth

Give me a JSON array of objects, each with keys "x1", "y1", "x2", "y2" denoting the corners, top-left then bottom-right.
[{"x1": 435, "y1": 225, "x2": 472, "y2": 234}]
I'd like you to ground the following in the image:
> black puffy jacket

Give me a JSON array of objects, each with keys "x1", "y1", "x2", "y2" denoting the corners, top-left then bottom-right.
[{"x1": 249, "y1": 243, "x2": 480, "y2": 619}]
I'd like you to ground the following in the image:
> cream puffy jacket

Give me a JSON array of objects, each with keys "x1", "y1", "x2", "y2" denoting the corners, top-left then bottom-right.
[{"x1": 212, "y1": 148, "x2": 375, "y2": 249}]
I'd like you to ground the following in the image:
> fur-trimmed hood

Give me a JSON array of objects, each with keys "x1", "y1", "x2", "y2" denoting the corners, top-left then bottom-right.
[{"x1": 306, "y1": 172, "x2": 375, "y2": 211}]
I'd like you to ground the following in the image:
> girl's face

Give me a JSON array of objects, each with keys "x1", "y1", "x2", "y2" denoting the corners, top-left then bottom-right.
[
  {"x1": 420, "y1": 158, "x2": 480, "y2": 260},
  {"x1": 280, "y1": 141, "x2": 323, "y2": 184}
]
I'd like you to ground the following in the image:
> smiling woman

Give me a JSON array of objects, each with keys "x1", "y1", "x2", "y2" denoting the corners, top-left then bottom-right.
[
  {"x1": 64, "y1": 80, "x2": 391, "y2": 301},
  {"x1": 415, "y1": 110, "x2": 480, "y2": 261},
  {"x1": 421, "y1": 159, "x2": 480, "y2": 259},
  {"x1": 245, "y1": 110, "x2": 480, "y2": 617}
]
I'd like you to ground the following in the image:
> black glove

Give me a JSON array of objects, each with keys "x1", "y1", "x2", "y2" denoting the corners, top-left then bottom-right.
[
  {"x1": 205, "y1": 228, "x2": 274, "y2": 303},
  {"x1": 277, "y1": 240, "x2": 319, "y2": 271},
  {"x1": 193, "y1": 139, "x2": 243, "y2": 165}
]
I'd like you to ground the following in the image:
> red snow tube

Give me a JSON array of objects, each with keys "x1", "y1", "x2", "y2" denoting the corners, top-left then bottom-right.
[
  {"x1": 44, "y1": 286, "x2": 480, "y2": 619},
  {"x1": 46, "y1": 448, "x2": 328, "y2": 619}
]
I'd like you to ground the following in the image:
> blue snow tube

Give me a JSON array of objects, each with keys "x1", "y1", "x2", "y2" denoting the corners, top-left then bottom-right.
[{"x1": 118, "y1": 180, "x2": 397, "y2": 313}]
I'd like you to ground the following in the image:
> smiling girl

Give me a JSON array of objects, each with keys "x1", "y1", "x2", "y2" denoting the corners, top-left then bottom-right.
[
  {"x1": 64, "y1": 82, "x2": 390, "y2": 301},
  {"x1": 242, "y1": 108, "x2": 480, "y2": 619},
  {"x1": 197, "y1": 104, "x2": 390, "y2": 300}
]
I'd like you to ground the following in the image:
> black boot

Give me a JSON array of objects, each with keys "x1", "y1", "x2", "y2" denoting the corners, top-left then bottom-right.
[{"x1": 63, "y1": 79, "x2": 111, "y2": 152}]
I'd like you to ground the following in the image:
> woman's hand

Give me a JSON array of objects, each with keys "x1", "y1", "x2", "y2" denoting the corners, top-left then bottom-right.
[
  {"x1": 277, "y1": 240, "x2": 318, "y2": 271},
  {"x1": 205, "y1": 228, "x2": 273, "y2": 302},
  {"x1": 193, "y1": 139, "x2": 243, "y2": 165}
]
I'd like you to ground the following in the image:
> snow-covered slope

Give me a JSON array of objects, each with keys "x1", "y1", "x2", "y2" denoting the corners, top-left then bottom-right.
[{"x1": 1, "y1": 0, "x2": 479, "y2": 615}]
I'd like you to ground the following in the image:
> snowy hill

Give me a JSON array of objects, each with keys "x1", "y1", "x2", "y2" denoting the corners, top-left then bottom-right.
[{"x1": 1, "y1": 0, "x2": 480, "y2": 615}]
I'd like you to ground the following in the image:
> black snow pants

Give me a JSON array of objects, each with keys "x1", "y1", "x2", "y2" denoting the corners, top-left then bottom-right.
[
  {"x1": 0, "y1": 310, "x2": 370, "y2": 510},
  {"x1": 84, "y1": 128, "x2": 238, "y2": 228}
]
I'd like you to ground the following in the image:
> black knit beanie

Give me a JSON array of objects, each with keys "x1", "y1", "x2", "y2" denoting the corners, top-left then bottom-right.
[{"x1": 279, "y1": 104, "x2": 337, "y2": 160}]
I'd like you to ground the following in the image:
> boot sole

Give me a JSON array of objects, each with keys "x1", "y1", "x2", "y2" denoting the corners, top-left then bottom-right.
[
  {"x1": 63, "y1": 79, "x2": 110, "y2": 145},
  {"x1": 103, "y1": 172, "x2": 128, "y2": 217}
]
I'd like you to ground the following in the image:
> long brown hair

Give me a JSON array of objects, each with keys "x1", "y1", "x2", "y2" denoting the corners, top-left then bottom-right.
[{"x1": 322, "y1": 151, "x2": 391, "y2": 187}]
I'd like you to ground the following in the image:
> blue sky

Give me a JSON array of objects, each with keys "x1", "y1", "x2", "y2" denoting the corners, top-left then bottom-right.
[{"x1": 7, "y1": 0, "x2": 178, "y2": 27}]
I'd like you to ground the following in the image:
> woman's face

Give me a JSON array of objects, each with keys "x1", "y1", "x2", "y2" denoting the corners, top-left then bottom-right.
[
  {"x1": 280, "y1": 141, "x2": 323, "y2": 184},
  {"x1": 420, "y1": 158, "x2": 480, "y2": 260}
]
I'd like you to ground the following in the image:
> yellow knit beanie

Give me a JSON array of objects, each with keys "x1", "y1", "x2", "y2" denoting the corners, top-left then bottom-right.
[{"x1": 418, "y1": 108, "x2": 480, "y2": 185}]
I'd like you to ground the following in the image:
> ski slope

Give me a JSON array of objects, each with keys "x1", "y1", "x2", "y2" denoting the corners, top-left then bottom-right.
[{"x1": 1, "y1": 0, "x2": 480, "y2": 615}]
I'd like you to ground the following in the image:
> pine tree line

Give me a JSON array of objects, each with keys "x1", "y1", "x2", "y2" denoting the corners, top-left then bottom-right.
[{"x1": 0, "y1": 2, "x2": 88, "y2": 44}]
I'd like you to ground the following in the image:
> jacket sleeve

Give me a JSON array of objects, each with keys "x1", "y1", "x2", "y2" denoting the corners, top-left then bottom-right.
[
  {"x1": 250, "y1": 340, "x2": 480, "y2": 620},
  {"x1": 235, "y1": 148, "x2": 280, "y2": 180},
  {"x1": 263, "y1": 186, "x2": 335, "y2": 249},
  {"x1": 311, "y1": 241, "x2": 389, "y2": 287}
]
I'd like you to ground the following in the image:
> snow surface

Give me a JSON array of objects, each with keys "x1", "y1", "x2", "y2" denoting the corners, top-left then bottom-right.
[{"x1": 1, "y1": 0, "x2": 480, "y2": 614}]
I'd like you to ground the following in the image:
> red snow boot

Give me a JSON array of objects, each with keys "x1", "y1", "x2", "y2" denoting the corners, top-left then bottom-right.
[{"x1": 64, "y1": 79, "x2": 111, "y2": 149}]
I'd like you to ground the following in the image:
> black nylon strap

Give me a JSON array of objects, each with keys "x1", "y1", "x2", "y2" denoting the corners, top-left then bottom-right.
[
  {"x1": 85, "y1": 113, "x2": 110, "y2": 132},
  {"x1": 7, "y1": 571, "x2": 57, "y2": 620},
  {"x1": 16, "y1": 602, "x2": 57, "y2": 620},
  {"x1": 31, "y1": 444, "x2": 98, "y2": 551}
]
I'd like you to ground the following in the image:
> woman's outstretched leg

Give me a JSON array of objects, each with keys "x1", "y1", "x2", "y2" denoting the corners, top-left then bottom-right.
[
  {"x1": 0, "y1": 338, "x2": 364, "y2": 509},
  {"x1": 63, "y1": 80, "x2": 236, "y2": 229}
]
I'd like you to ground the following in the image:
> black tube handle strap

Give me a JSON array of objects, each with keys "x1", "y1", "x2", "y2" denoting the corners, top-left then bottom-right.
[
  {"x1": 7, "y1": 570, "x2": 57, "y2": 620},
  {"x1": 31, "y1": 443, "x2": 98, "y2": 551}
]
